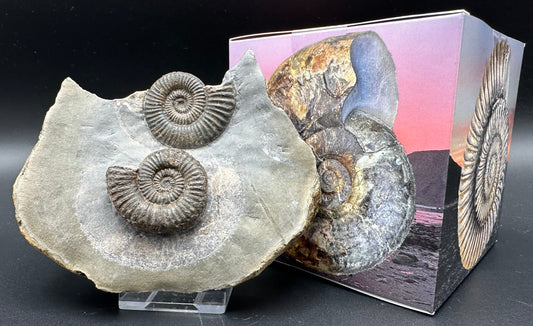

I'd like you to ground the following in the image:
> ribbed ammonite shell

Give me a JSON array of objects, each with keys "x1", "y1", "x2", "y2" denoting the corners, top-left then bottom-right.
[
  {"x1": 269, "y1": 31, "x2": 415, "y2": 275},
  {"x1": 106, "y1": 149, "x2": 208, "y2": 234},
  {"x1": 144, "y1": 72, "x2": 236, "y2": 148},
  {"x1": 458, "y1": 40, "x2": 511, "y2": 270}
]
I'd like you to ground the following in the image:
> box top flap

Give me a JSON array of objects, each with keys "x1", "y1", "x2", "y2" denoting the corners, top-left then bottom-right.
[{"x1": 230, "y1": 9, "x2": 469, "y2": 42}]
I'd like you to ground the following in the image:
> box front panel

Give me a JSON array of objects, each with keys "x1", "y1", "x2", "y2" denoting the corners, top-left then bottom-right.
[
  {"x1": 436, "y1": 14, "x2": 524, "y2": 310},
  {"x1": 230, "y1": 14, "x2": 464, "y2": 313}
]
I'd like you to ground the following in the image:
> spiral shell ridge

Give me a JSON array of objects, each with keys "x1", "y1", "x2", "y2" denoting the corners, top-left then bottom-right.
[
  {"x1": 458, "y1": 40, "x2": 511, "y2": 270},
  {"x1": 286, "y1": 116, "x2": 415, "y2": 274},
  {"x1": 106, "y1": 149, "x2": 208, "y2": 234},
  {"x1": 305, "y1": 127, "x2": 362, "y2": 211},
  {"x1": 144, "y1": 72, "x2": 236, "y2": 148}
]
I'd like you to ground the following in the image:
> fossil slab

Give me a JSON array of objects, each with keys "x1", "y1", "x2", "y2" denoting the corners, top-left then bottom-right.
[
  {"x1": 268, "y1": 32, "x2": 415, "y2": 275},
  {"x1": 13, "y1": 51, "x2": 320, "y2": 293}
]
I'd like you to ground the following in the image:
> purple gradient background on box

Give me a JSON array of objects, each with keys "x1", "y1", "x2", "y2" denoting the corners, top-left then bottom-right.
[{"x1": 229, "y1": 15, "x2": 464, "y2": 155}]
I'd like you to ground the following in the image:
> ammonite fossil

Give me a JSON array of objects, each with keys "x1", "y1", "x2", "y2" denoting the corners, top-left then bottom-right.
[
  {"x1": 106, "y1": 149, "x2": 208, "y2": 234},
  {"x1": 13, "y1": 51, "x2": 320, "y2": 293},
  {"x1": 268, "y1": 31, "x2": 415, "y2": 275},
  {"x1": 458, "y1": 40, "x2": 511, "y2": 270},
  {"x1": 144, "y1": 71, "x2": 236, "y2": 148},
  {"x1": 286, "y1": 111, "x2": 415, "y2": 274}
]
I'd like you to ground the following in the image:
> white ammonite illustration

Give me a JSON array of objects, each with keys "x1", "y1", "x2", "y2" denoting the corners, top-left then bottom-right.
[{"x1": 458, "y1": 40, "x2": 511, "y2": 270}]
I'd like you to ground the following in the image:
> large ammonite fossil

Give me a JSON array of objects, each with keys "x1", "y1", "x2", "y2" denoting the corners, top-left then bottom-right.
[
  {"x1": 106, "y1": 149, "x2": 208, "y2": 234},
  {"x1": 144, "y1": 71, "x2": 236, "y2": 148},
  {"x1": 268, "y1": 31, "x2": 415, "y2": 275},
  {"x1": 458, "y1": 40, "x2": 511, "y2": 270}
]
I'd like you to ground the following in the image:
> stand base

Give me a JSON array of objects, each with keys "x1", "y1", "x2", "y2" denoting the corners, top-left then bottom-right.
[{"x1": 118, "y1": 288, "x2": 232, "y2": 314}]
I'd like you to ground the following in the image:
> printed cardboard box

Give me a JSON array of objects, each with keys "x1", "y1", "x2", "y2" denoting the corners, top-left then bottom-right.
[{"x1": 229, "y1": 10, "x2": 524, "y2": 314}]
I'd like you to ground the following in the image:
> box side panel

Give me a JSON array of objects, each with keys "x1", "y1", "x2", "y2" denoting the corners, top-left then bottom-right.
[
  {"x1": 230, "y1": 14, "x2": 464, "y2": 313},
  {"x1": 435, "y1": 15, "x2": 525, "y2": 310},
  {"x1": 506, "y1": 36, "x2": 526, "y2": 145}
]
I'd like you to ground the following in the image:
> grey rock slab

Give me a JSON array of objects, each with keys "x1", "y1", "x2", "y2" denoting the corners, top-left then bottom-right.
[{"x1": 13, "y1": 51, "x2": 320, "y2": 293}]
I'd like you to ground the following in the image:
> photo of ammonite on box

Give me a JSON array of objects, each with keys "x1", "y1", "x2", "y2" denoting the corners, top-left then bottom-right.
[
  {"x1": 457, "y1": 40, "x2": 511, "y2": 270},
  {"x1": 267, "y1": 31, "x2": 416, "y2": 275}
]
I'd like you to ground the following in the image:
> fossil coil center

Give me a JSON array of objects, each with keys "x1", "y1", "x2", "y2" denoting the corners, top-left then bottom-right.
[
  {"x1": 318, "y1": 159, "x2": 352, "y2": 209},
  {"x1": 164, "y1": 88, "x2": 203, "y2": 125},
  {"x1": 152, "y1": 168, "x2": 185, "y2": 197},
  {"x1": 305, "y1": 128, "x2": 360, "y2": 212},
  {"x1": 321, "y1": 169, "x2": 339, "y2": 192},
  {"x1": 474, "y1": 98, "x2": 508, "y2": 225},
  {"x1": 483, "y1": 136, "x2": 502, "y2": 198},
  {"x1": 159, "y1": 176, "x2": 176, "y2": 190}
]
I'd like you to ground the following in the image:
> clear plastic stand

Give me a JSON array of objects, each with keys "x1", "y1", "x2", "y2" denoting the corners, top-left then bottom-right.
[{"x1": 118, "y1": 288, "x2": 232, "y2": 314}]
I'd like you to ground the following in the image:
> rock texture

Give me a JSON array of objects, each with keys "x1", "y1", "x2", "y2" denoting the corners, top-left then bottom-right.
[{"x1": 13, "y1": 51, "x2": 320, "y2": 293}]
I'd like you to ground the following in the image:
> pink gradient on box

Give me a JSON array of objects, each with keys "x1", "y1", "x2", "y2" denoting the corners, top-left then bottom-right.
[{"x1": 229, "y1": 16, "x2": 464, "y2": 154}]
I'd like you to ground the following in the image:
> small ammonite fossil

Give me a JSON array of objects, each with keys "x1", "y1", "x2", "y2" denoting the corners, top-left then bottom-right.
[
  {"x1": 458, "y1": 40, "x2": 511, "y2": 270},
  {"x1": 106, "y1": 148, "x2": 208, "y2": 234},
  {"x1": 144, "y1": 72, "x2": 236, "y2": 148}
]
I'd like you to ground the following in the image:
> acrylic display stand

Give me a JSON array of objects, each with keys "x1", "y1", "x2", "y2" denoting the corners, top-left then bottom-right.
[{"x1": 118, "y1": 288, "x2": 233, "y2": 314}]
